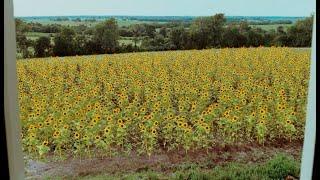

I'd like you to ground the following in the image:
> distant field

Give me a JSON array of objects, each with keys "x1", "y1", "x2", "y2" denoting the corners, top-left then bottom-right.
[
  {"x1": 25, "y1": 32, "x2": 55, "y2": 43},
  {"x1": 119, "y1": 36, "x2": 143, "y2": 47},
  {"x1": 25, "y1": 32, "x2": 141, "y2": 47},
  {"x1": 23, "y1": 19, "x2": 166, "y2": 27},
  {"x1": 24, "y1": 19, "x2": 291, "y2": 30},
  {"x1": 250, "y1": 24, "x2": 293, "y2": 31}
]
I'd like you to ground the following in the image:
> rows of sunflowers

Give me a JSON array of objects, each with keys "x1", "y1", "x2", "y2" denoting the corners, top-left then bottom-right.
[{"x1": 17, "y1": 47, "x2": 310, "y2": 158}]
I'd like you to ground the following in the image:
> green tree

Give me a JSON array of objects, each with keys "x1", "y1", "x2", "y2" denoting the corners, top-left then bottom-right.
[
  {"x1": 130, "y1": 24, "x2": 146, "y2": 48},
  {"x1": 93, "y1": 18, "x2": 119, "y2": 54},
  {"x1": 207, "y1": 13, "x2": 226, "y2": 47},
  {"x1": 272, "y1": 27, "x2": 288, "y2": 46},
  {"x1": 16, "y1": 34, "x2": 34, "y2": 58},
  {"x1": 53, "y1": 27, "x2": 76, "y2": 56},
  {"x1": 287, "y1": 15, "x2": 313, "y2": 47},
  {"x1": 159, "y1": 27, "x2": 167, "y2": 37},
  {"x1": 189, "y1": 14, "x2": 226, "y2": 49},
  {"x1": 15, "y1": 18, "x2": 33, "y2": 58},
  {"x1": 144, "y1": 24, "x2": 156, "y2": 38},
  {"x1": 169, "y1": 26, "x2": 188, "y2": 49},
  {"x1": 15, "y1": 18, "x2": 30, "y2": 33},
  {"x1": 246, "y1": 28, "x2": 265, "y2": 47},
  {"x1": 189, "y1": 17, "x2": 211, "y2": 49},
  {"x1": 34, "y1": 36, "x2": 51, "y2": 57},
  {"x1": 222, "y1": 25, "x2": 247, "y2": 48}
]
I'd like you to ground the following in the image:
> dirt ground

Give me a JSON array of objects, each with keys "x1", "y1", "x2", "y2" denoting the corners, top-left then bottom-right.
[{"x1": 25, "y1": 139, "x2": 303, "y2": 179}]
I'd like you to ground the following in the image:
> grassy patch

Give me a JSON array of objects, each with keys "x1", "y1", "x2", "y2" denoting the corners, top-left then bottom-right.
[
  {"x1": 250, "y1": 24, "x2": 293, "y2": 31},
  {"x1": 44, "y1": 153, "x2": 300, "y2": 180}
]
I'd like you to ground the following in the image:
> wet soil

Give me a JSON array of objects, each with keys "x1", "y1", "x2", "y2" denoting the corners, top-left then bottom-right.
[{"x1": 25, "y1": 139, "x2": 303, "y2": 179}]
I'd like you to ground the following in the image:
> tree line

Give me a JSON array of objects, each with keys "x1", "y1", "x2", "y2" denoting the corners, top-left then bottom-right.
[{"x1": 16, "y1": 14, "x2": 313, "y2": 58}]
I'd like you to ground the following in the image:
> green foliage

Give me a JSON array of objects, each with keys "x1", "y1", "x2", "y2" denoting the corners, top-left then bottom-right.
[
  {"x1": 287, "y1": 16, "x2": 313, "y2": 47},
  {"x1": 16, "y1": 14, "x2": 313, "y2": 58},
  {"x1": 16, "y1": 34, "x2": 34, "y2": 58},
  {"x1": 34, "y1": 36, "x2": 51, "y2": 57},
  {"x1": 189, "y1": 14, "x2": 226, "y2": 49},
  {"x1": 93, "y1": 18, "x2": 119, "y2": 54},
  {"x1": 169, "y1": 26, "x2": 188, "y2": 50},
  {"x1": 262, "y1": 153, "x2": 300, "y2": 179},
  {"x1": 53, "y1": 27, "x2": 76, "y2": 56}
]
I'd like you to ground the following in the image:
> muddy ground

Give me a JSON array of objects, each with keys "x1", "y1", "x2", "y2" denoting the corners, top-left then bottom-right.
[{"x1": 25, "y1": 139, "x2": 303, "y2": 179}]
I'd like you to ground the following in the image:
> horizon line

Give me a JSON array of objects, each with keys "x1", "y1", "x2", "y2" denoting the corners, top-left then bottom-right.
[{"x1": 15, "y1": 14, "x2": 310, "y2": 18}]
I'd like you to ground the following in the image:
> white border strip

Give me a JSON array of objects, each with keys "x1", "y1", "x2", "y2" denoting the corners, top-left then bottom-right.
[
  {"x1": 300, "y1": 13, "x2": 316, "y2": 180},
  {"x1": 4, "y1": 0, "x2": 24, "y2": 179}
]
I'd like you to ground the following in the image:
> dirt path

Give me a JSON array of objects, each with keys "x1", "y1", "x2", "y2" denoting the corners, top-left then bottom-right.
[{"x1": 25, "y1": 140, "x2": 303, "y2": 179}]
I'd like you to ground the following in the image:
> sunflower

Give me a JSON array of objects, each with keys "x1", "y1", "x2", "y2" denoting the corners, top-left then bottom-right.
[
  {"x1": 95, "y1": 135, "x2": 101, "y2": 141},
  {"x1": 153, "y1": 121, "x2": 159, "y2": 126},
  {"x1": 119, "y1": 123, "x2": 125, "y2": 128},
  {"x1": 104, "y1": 127, "x2": 111, "y2": 134},
  {"x1": 151, "y1": 129, "x2": 157, "y2": 135},
  {"x1": 140, "y1": 127, "x2": 146, "y2": 132},
  {"x1": 42, "y1": 140, "x2": 49, "y2": 146},
  {"x1": 74, "y1": 132, "x2": 80, "y2": 139},
  {"x1": 53, "y1": 131, "x2": 60, "y2": 138},
  {"x1": 37, "y1": 122, "x2": 43, "y2": 128},
  {"x1": 183, "y1": 123, "x2": 188, "y2": 128},
  {"x1": 286, "y1": 119, "x2": 292, "y2": 124},
  {"x1": 260, "y1": 109, "x2": 266, "y2": 114}
]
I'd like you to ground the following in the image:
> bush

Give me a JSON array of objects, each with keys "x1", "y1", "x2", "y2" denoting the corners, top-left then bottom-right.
[{"x1": 262, "y1": 154, "x2": 300, "y2": 179}]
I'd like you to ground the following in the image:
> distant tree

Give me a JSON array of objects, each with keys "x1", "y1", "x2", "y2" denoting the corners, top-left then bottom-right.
[
  {"x1": 93, "y1": 18, "x2": 119, "y2": 54},
  {"x1": 74, "y1": 34, "x2": 89, "y2": 55},
  {"x1": 189, "y1": 17, "x2": 211, "y2": 49},
  {"x1": 207, "y1": 13, "x2": 226, "y2": 47},
  {"x1": 263, "y1": 29, "x2": 276, "y2": 47},
  {"x1": 141, "y1": 34, "x2": 170, "y2": 51},
  {"x1": 189, "y1": 14, "x2": 226, "y2": 49},
  {"x1": 239, "y1": 21, "x2": 251, "y2": 34},
  {"x1": 169, "y1": 26, "x2": 188, "y2": 50},
  {"x1": 121, "y1": 44, "x2": 135, "y2": 53},
  {"x1": 15, "y1": 19, "x2": 34, "y2": 58},
  {"x1": 119, "y1": 28, "x2": 134, "y2": 37},
  {"x1": 15, "y1": 18, "x2": 30, "y2": 33},
  {"x1": 277, "y1": 26, "x2": 286, "y2": 34},
  {"x1": 222, "y1": 25, "x2": 247, "y2": 48},
  {"x1": 130, "y1": 24, "x2": 146, "y2": 47},
  {"x1": 84, "y1": 28, "x2": 94, "y2": 35},
  {"x1": 144, "y1": 24, "x2": 156, "y2": 38},
  {"x1": 246, "y1": 28, "x2": 265, "y2": 47},
  {"x1": 85, "y1": 18, "x2": 97, "y2": 22},
  {"x1": 287, "y1": 15, "x2": 313, "y2": 47},
  {"x1": 73, "y1": 18, "x2": 82, "y2": 22},
  {"x1": 55, "y1": 17, "x2": 69, "y2": 21},
  {"x1": 74, "y1": 25, "x2": 88, "y2": 34},
  {"x1": 159, "y1": 27, "x2": 167, "y2": 37},
  {"x1": 34, "y1": 36, "x2": 51, "y2": 57},
  {"x1": 272, "y1": 27, "x2": 289, "y2": 46},
  {"x1": 53, "y1": 27, "x2": 76, "y2": 56},
  {"x1": 16, "y1": 34, "x2": 34, "y2": 58}
]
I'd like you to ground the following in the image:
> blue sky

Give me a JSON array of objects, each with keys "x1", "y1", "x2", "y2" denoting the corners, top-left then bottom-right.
[{"x1": 13, "y1": 0, "x2": 315, "y2": 17}]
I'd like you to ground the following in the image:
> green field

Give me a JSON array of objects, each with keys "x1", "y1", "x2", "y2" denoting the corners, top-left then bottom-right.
[
  {"x1": 25, "y1": 19, "x2": 166, "y2": 27},
  {"x1": 25, "y1": 32, "x2": 55, "y2": 43},
  {"x1": 250, "y1": 24, "x2": 293, "y2": 31},
  {"x1": 119, "y1": 37, "x2": 143, "y2": 47}
]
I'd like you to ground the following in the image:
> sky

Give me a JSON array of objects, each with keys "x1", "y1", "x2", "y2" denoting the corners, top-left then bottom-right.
[{"x1": 13, "y1": 0, "x2": 315, "y2": 17}]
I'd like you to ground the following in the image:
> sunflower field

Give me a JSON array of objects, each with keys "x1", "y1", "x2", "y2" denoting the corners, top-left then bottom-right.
[{"x1": 17, "y1": 47, "x2": 310, "y2": 158}]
